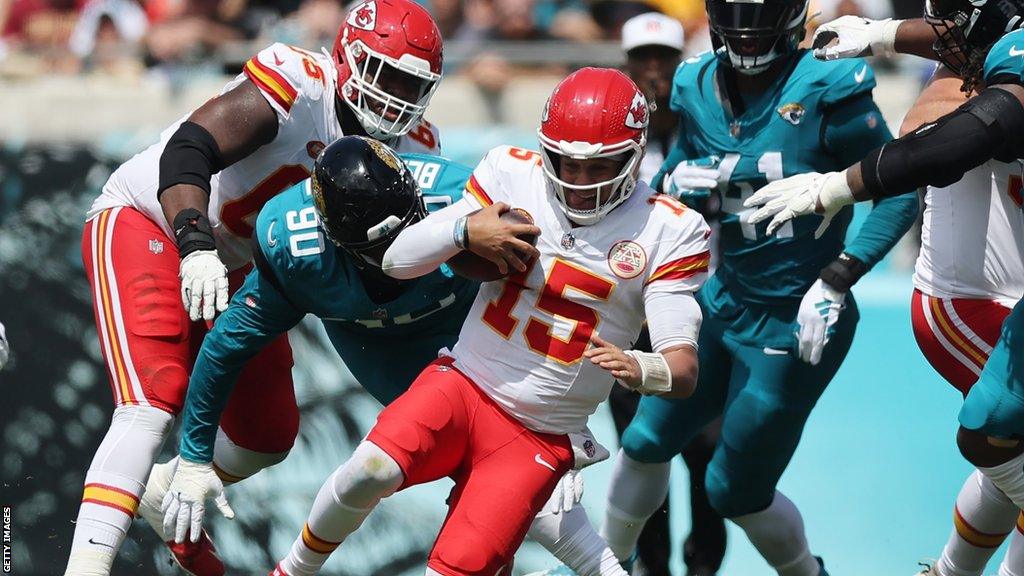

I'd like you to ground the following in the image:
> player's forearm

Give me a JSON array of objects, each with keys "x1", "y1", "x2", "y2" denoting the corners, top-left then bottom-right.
[
  {"x1": 178, "y1": 278, "x2": 301, "y2": 462},
  {"x1": 160, "y1": 185, "x2": 211, "y2": 229},
  {"x1": 892, "y1": 18, "x2": 940, "y2": 60},
  {"x1": 660, "y1": 345, "x2": 699, "y2": 398},
  {"x1": 843, "y1": 189, "x2": 919, "y2": 270},
  {"x1": 382, "y1": 198, "x2": 476, "y2": 279}
]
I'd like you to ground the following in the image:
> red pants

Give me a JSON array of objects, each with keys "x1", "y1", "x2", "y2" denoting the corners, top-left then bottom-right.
[
  {"x1": 911, "y1": 288, "x2": 1012, "y2": 396},
  {"x1": 81, "y1": 207, "x2": 297, "y2": 454},
  {"x1": 368, "y1": 357, "x2": 573, "y2": 576}
]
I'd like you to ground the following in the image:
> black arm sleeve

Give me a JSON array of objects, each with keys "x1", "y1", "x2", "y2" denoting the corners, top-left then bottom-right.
[
  {"x1": 158, "y1": 121, "x2": 227, "y2": 199},
  {"x1": 860, "y1": 87, "x2": 1024, "y2": 199}
]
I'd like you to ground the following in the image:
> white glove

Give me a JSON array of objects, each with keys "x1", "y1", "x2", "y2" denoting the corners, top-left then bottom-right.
[
  {"x1": 0, "y1": 322, "x2": 8, "y2": 371},
  {"x1": 663, "y1": 156, "x2": 721, "y2": 202},
  {"x1": 745, "y1": 171, "x2": 854, "y2": 238},
  {"x1": 179, "y1": 250, "x2": 229, "y2": 321},
  {"x1": 544, "y1": 469, "x2": 584, "y2": 515},
  {"x1": 161, "y1": 459, "x2": 234, "y2": 544},
  {"x1": 812, "y1": 16, "x2": 902, "y2": 60},
  {"x1": 568, "y1": 427, "x2": 610, "y2": 470},
  {"x1": 795, "y1": 279, "x2": 846, "y2": 365}
]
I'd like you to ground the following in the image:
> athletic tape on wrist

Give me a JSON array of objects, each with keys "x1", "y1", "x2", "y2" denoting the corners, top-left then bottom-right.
[{"x1": 624, "y1": 350, "x2": 672, "y2": 395}]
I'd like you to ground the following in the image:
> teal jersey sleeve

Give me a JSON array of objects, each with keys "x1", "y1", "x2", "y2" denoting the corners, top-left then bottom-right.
[
  {"x1": 179, "y1": 268, "x2": 304, "y2": 463},
  {"x1": 820, "y1": 94, "x2": 919, "y2": 268},
  {"x1": 984, "y1": 29, "x2": 1024, "y2": 84},
  {"x1": 653, "y1": 55, "x2": 708, "y2": 191}
]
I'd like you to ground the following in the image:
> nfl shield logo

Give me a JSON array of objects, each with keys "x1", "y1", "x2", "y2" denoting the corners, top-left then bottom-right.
[
  {"x1": 561, "y1": 233, "x2": 575, "y2": 250},
  {"x1": 149, "y1": 239, "x2": 164, "y2": 255},
  {"x1": 372, "y1": 308, "x2": 389, "y2": 320}
]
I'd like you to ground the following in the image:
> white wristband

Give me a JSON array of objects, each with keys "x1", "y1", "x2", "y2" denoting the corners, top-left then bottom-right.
[
  {"x1": 623, "y1": 350, "x2": 672, "y2": 395},
  {"x1": 874, "y1": 18, "x2": 902, "y2": 58},
  {"x1": 819, "y1": 170, "x2": 855, "y2": 212}
]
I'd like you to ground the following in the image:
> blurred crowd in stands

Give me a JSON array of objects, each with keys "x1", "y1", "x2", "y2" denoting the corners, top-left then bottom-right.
[{"x1": 0, "y1": 0, "x2": 915, "y2": 80}]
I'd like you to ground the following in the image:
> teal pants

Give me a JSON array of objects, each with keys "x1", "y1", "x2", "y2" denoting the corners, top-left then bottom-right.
[
  {"x1": 960, "y1": 300, "x2": 1024, "y2": 439},
  {"x1": 622, "y1": 289, "x2": 859, "y2": 518}
]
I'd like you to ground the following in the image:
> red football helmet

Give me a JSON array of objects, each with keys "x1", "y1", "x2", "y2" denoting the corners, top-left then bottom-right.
[
  {"x1": 538, "y1": 68, "x2": 648, "y2": 225},
  {"x1": 332, "y1": 0, "x2": 443, "y2": 140}
]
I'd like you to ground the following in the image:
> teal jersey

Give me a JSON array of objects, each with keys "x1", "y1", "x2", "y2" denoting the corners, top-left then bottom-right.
[
  {"x1": 984, "y1": 29, "x2": 1024, "y2": 84},
  {"x1": 179, "y1": 154, "x2": 477, "y2": 463},
  {"x1": 254, "y1": 153, "x2": 476, "y2": 333},
  {"x1": 657, "y1": 50, "x2": 914, "y2": 304}
]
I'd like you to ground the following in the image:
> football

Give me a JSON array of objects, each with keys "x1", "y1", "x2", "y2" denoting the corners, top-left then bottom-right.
[{"x1": 447, "y1": 208, "x2": 538, "y2": 281}]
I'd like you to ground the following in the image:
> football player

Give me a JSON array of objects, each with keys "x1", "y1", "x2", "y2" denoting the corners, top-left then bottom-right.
[
  {"x1": 155, "y1": 136, "x2": 474, "y2": 542},
  {"x1": 67, "y1": 1, "x2": 443, "y2": 575},
  {"x1": 749, "y1": 5, "x2": 1024, "y2": 576},
  {"x1": 599, "y1": 0, "x2": 919, "y2": 574},
  {"x1": 268, "y1": 68, "x2": 711, "y2": 576}
]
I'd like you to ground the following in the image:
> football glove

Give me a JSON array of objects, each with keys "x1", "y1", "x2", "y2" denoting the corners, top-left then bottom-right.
[
  {"x1": 162, "y1": 459, "x2": 234, "y2": 544},
  {"x1": 811, "y1": 16, "x2": 902, "y2": 60},
  {"x1": 179, "y1": 250, "x2": 229, "y2": 322},
  {"x1": 795, "y1": 279, "x2": 846, "y2": 365},
  {"x1": 568, "y1": 427, "x2": 610, "y2": 470},
  {"x1": 0, "y1": 322, "x2": 8, "y2": 371},
  {"x1": 663, "y1": 156, "x2": 721, "y2": 207},
  {"x1": 745, "y1": 171, "x2": 854, "y2": 238},
  {"x1": 544, "y1": 469, "x2": 584, "y2": 515}
]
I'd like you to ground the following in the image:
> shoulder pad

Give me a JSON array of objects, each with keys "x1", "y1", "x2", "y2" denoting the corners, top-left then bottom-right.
[
  {"x1": 465, "y1": 145, "x2": 542, "y2": 208},
  {"x1": 670, "y1": 51, "x2": 714, "y2": 113},
  {"x1": 800, "y1": 54, "x2": 876, "y2": 106},
  {"x1": 254, "y1": 180, "x2": 328, "y2": 282},
  {"x1": 399, "y1": 153, "x2": 473, "y2": 211},
  {"x1": 396, "y1": 120, "x2": 442, "y2": 154},
  {"x1": 243, "y1": 43, "x2": 331, "y2": 117},
  {"x1": 985, "y1": 30, "x2": 1024, "y2": 84}
]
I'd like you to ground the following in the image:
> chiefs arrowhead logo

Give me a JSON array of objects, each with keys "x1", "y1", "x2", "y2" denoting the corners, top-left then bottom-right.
[
  {"x1": 347, "y1": 0, "x2": 377, "y2": 31},
  {"x1": 625, "y1": 91, "x2": 648, "y2": 129},
  {"x1": 541, "y1": 97, "x2": 551, "y2": 123}
]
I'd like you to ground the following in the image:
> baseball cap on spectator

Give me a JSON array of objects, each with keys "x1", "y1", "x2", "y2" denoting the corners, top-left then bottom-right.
[{"x1": 621, "y1": 12, "x2": 683, "y2": 53}]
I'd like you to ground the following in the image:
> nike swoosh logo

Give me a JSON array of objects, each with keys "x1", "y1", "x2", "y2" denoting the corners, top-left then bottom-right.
[
  {"x1": 88, "y1": 537, "x2": 114, "y2": 549},
  {"x1": 763, "y1": 347, "x2": 789, "y2": 356},
  {"x1": 273, "y1": 52, "x2": 284, "y2": 66},
  {"x1": 854, "y1": 65, "x2": 867, "y2": 83},
  {"x1": 534, "y1": 453, "x2": 556, "y2": 472},
  {"x1": 1010, "y1": 46, "x2": 1024, "y2": 57},
  {"x1": 266, "y1": 220, "x2": 278, "y2": 247}
]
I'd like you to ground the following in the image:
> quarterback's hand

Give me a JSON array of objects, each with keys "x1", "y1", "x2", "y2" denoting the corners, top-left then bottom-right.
[
  {"x1": 544, "y1": 470, "x2": 584, "y2": 515},
  {"x1": 795, "y1": 279, "x2": 846, "y2": 365},
  {"x1": 0, "y1": 322, "x2": 8, "y2": 371},
  {"x1": 162, "y1": 459, "x2": 234, "y2": 544},
  {"x1": 745, "y1": 171, "x2": 853, "y2": 238},
  {"x1": 466, "y1": 202, "x2": 542, "y2": 275},
  {"x1": 811, "y1": 16, "x2": 902, "y2": 60},
  {"x1": 585, "y1": 334, "x2": 642, "y2": 390},
  {"x1": 179, "y1": 250, "x2": 229, "y2": 321},
  {"x1": 663, "y1": 156, "x2": 721, "y2": 204}
]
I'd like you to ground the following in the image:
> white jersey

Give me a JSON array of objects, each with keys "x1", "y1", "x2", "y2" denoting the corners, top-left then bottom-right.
[
  {"x1": 914, "y1": 160, "x2": 1024, "y2": 307},
  {"x1": 88, "y1": 42, "x2": 441, "y2": 272},
  {"x1": 451, "y1": 146, "x2": 711, "y2": 434}
]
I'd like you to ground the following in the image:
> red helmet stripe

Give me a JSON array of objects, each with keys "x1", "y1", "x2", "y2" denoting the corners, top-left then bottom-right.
[{"x1": 244, "y1": 57, "x2": 298, "y2": 113}]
